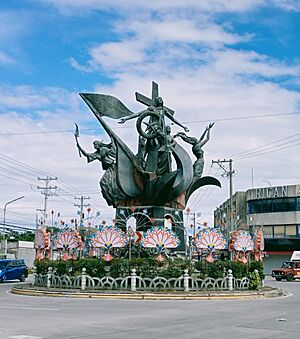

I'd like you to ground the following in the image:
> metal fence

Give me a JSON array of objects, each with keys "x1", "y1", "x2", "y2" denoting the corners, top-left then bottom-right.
[{"x1": 34, "y1": 267, "x2": 251, "y2": 292}]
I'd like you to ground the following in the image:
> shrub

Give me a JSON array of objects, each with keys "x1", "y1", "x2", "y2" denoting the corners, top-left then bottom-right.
[
  {"x1": 248, "y1": 270, "x2": 261, "y2": 290},
  {"x1": 249, "y1": 261, "x2": 265, "y2": 280},
  {"x1": 193, "y1": 260, "x2": 249, "y2": 279},
  {"x1": 34, "y1": 257, "x2": 264, "y2": 287}
]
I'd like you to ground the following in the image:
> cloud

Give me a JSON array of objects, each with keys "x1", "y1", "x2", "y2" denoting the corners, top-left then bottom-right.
[
  {"x1": 271, "y1": 0, "x2": 300, "y2": 11},
  {"x1": 0, "y1": 85, "x2": 113, "y2": 225},
  {"x1": 68, "y1": 57, "x2": 93, "y2": 73},
  {"x1": 0, "y1": 50, "x2": 14, "y2": 65},
  {"x1": 2, "y1": 0, "x2": 300, "y2": 226},
  {"x1": 89, "y1": 40, "x2": 146, "y2": 70},
  {"x1": 125, "y1": 19, "x2": 251, "y2": 45},
  {"x1": 71, "y1": 16, "x2": 252, "y2": 74},
  {"x1": 37, "y1": 0, "x2": 267, "y2": 14},
  {"x1": 0, "y1": 11, "x2": 28, "y2": 44},
  {"x1": 0, "y1": 85, "x2": 82, "y2": 112},
  {"x1": 207, "y1": 49, "x2": 300, "y2": 78}
]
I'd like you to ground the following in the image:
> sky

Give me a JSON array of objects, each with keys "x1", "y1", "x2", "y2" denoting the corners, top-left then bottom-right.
[{"x1": 0, "y1": 0, "x2": 300, "y2": 231}]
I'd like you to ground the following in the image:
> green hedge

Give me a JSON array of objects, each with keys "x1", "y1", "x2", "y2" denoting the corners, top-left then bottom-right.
[
  {"x1": 193, "y1": 260, "x2": 265, "y2": 280},
  {"x1": 34, "y1": 257, "x2": 194, "y2": 279},
  {"x1": 35, "y1": 258, "x2": 265, "y2": 285}
]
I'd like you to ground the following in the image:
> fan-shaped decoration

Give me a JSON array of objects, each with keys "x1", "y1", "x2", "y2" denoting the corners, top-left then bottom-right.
[
  {"x1": 141, "y1": 227, "x2": 180, "y2": 261},
  {"x1": 34, "y1": 229, "x2": 50, "y2": 260},
  {"x1": 90, "y1": 226, "x2": 127, "y2": 261},
  {"x1": 254, "y1": 229, "x2": 264, "y2": 262},
  {"x1": 234, "y1": 230, "x2": 254, "y2": 264},
  {"x1": 53, "y1": 226, "x2": 83, "y2": 260},
  {"x1": 193, "y1": 228, "x2": 227, "y2": 263}
]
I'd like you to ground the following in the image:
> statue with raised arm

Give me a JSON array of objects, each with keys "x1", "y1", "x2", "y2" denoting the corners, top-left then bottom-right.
[
  {"x1": 76, "y1": 137, "x2": 126, "y2": 205},
  {"x1": 175, "y1": 123, "x2": 214, "y2": 179},
  {"x1": 119, "y1": 96, "x2": 189, "y2": 133},
  {"x1": 77, "y1": 140, "x2": 116, "y2": 171}
]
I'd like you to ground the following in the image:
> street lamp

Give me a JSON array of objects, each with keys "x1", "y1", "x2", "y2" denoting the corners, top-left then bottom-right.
[{"x1": 2, "y1": 195, "x2": 25, "y2": 255}]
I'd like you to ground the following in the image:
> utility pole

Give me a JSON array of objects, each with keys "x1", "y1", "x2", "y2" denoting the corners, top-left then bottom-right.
[
  {"x1": 37, "y1": 177, "x2": 58, "y2": 225},
  {"x1": 212, "y1": 159, "x2": 235, "y2": 234},
  {"x1": 74, "y1": 196, "x2": 90, "y2": 229}
]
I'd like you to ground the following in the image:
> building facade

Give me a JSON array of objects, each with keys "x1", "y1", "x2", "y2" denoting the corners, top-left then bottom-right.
[{"x1": 214, "y1": 184, "x2": 300, "y2": 274}]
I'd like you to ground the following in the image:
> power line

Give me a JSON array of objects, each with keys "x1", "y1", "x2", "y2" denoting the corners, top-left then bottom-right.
[
  {"x1": 0, "y1": 110, "x2": 299, "y2": 137},
  {"x1": 37, "y1": 176, "x2": 58, "y2": 223},
  {"x1": 229, "y1": 132, "x2": 300, "y2": 158},
  {"x1": 235, "y1": 139, "x2": 300, "y2": 161},
  {"x1": 74, "y1": 196, "x2": 90, "y2": 229},
  {"x1": 184, "y1": 111, "x2": 300, "y2": 124}
]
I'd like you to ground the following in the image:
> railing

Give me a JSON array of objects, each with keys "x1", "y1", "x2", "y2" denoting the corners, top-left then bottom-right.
[{"x1": 33, "y1": 267, "x2": 252, "y2": 292}]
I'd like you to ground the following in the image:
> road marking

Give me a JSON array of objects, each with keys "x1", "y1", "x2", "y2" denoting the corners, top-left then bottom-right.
[
  {"x1": 9, "y1": 336, "x2": 42, "y2": 339},
  {"x1": 0, "y1": 306, "x2": 59, "y2": 311}
]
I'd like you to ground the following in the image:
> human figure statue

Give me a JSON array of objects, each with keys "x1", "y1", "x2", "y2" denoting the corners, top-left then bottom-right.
[
  {"x1": 77, "y1": 140, "x2": 116, "y2": 170},
  {"x1": 156, "y1": 125, "x2": 176, "y2": 176},
  {"x1": 119, "y1": 96, "x2": 189, "y2": 132},
  {"x1": 77, "y1": 139, "x2": 127, "y2": 205},
  {"x1": 174, "y1": 123, "x2": 215, "y2": 179}
]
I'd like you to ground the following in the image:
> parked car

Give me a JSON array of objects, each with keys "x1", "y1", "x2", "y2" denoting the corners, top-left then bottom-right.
[
  {"x1": 0, "y1": 259, "x2": 28, "y2": 283},
  {"x1": 272, "y1": 261, "x2": 300, "y2": 281}
]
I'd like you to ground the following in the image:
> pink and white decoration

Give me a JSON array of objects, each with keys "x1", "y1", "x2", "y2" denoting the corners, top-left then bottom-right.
[
  {"x1": 90, "y1": 226, "x2": 127, "y2": 261},
  {"x1": 34, "y1": 229, "x2": 50, "y2": 260},
  {"x1": 54, "y1": 227, "x2": 82, "y2": 261},
  {"x1": 193, "y1": 228, "x2": 227, "y2": 263},
  {"x1": 254, "y1": 229, "x2": 264, "y2": 262},
  {"x1": 141, "y1": 227, "x2": 180, "y2": 261},
  {"x1": 234, "y1": 230, "x2": 254, "y2": 264}
]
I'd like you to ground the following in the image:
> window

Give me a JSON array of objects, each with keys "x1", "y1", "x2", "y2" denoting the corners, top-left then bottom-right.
[
  {"x1": 0, "y1": 262, "x2": 8, "y2": 269},
  {"x1": 248, "y1": 197, "x2": 299, "y2": 214},
  {"x1": 263, "y1": 225, "x2": 273, "y2": 238},
  {"x1": 274, "y1": 225, "x2": 285, "y2": 238},
  {"x1": 285, "y1": 198, "x2": 296, "y2": 211},
  {"x1": 297, "y1": 198, "x2": 300, "y2": 211},
  {"x1": 285, "y1": 225, "x2": 297, "y2": 237},
  {"x1": 272, "y1": 198, "x2": 284, "y2": 212}
]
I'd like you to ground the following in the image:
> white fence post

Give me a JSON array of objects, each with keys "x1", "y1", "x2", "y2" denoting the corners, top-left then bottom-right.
[
  {"x1": 183, "y1": 269, "x2": 189, "y2": 292},
  {"x1": 131, "y1": 268, "x2": 137, "y2": 292},
  {"x1": 47, "y1": 267, "x2": 52, "y2": 288},
  {"x1": 32, "y1": 265, "x2": 37, "y2": 286},
  {"x1": 228, "y1": 269, "x2": 233, "y2": 291},
  {"x1": 81, "y1": 268, "x2": 87, "y2": 290}
]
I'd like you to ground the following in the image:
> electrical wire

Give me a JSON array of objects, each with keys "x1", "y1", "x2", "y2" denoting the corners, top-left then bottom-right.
[{"x1": 0, "y1": 110, "x2": 298, "y2": 137}]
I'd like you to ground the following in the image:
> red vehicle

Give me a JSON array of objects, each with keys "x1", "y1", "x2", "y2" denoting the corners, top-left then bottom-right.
[{"x1": 272, "y1": 261, "x2": 300, "y2": 281}]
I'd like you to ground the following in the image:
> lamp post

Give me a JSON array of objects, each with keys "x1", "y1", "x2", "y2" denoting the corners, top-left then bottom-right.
[
  {"x1": 127, "y1": 226, "x2": 135, "y2": 260},
  {"x1": 3, "y1": 195, "x2": 25, "y2": 255}
]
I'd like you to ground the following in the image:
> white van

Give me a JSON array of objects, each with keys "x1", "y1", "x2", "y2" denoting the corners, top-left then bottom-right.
[{"x1": 290, "y1": 251, "x2": 300, "y2": 261}]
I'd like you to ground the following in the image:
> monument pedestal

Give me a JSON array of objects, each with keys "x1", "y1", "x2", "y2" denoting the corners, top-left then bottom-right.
[{"x1": 115, "y1": 206, "x2": 186, "y2": 252}]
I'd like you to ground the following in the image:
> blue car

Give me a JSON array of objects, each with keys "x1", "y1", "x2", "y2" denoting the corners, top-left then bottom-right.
[{"x1": 0, "y1": 259, "x2": 28, "y2": 283}]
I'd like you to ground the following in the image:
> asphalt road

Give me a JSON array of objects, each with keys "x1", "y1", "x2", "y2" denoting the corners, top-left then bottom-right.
[{"x1": 0, "y1": 277, "x2": 299, "y2": 339}]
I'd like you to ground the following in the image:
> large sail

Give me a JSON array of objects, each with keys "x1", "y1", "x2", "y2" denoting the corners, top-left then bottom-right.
[
  {"x1": 80, "y1": 93, "x2": 133, "y2": 119},
  {"x1": 80, "y1": 93, "x2": 143, "y2": 198}
]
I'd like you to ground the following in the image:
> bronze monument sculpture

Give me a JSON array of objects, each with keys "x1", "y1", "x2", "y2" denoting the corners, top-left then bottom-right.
[{"x1": 76, "y1": 82, "x2": 221, "y2": 251}]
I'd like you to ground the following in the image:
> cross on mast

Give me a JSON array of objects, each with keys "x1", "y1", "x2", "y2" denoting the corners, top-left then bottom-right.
[{"x1": 135, "y1": 81, "x2": 175, "y2": 115}]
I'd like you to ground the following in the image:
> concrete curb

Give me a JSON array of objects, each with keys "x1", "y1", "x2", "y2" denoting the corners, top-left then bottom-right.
[{"x1": 10, "y1": 284, "x2": 288, "y2": 300}]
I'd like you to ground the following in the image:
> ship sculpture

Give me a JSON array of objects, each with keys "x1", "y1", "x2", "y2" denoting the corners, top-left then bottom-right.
[{"x1": 76, "y1": 82, "x2": 221, "y2": 251}]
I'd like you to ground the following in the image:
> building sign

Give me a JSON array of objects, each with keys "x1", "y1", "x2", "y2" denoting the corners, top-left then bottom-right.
[{"x1": 248, "y1": 186, "x2": 288, "y2": 200}]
